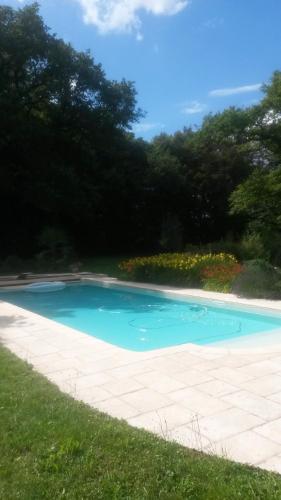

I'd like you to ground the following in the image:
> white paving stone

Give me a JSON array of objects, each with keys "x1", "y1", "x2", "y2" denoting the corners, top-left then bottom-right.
[
  {"x1": 169, "y1": 422, "x2": 213, "y2": 451},
  {"x1": 197, "y1": 407, "x2": 264, "y2": 442},
  {"x1": 196, "y1": 379, "x2": 240, "y2": 397},
  {"x1": 238, "y1": 360, "x2": 281, "y2": 378},
  {"x1": 258, "y1": 455, "x2": 281, "y2": 474},
  {"x1": 208, "y1": 367, "x2": 254, "y2": 385},
  {"x1": 134, "y1": 370, "x2": 185, "y2": 393},
  {"x1": 223, "y1": 391, "x2": 281, "y2": 421},
  {"x1": 121, "y1": 389, "x2": 172, "y2": 413},
  {"x1": 213, "y1": 431, "x2": 281, "y2": 465},
  {"x1": 127, "y1": 404, "x2": 195, "y2": 434},
  {"x1": 171, "y1": 369, "x2": 213, "y2": 386},
  {"x1": 95, "y1": 397, "x2": 140, "y2": 419},
  {"x1": 71, "y1": 386, "x2": 112, "y2": 404},
  {"x1": 255, "y1": 417, "x2": 281, "y2": 444},
  {"x1": 268, "y1": 391, "x2": 281, "y2": 404},
  {"x1": 101, "y1": 378, "x2": 144, "y2": 396},
  {"x1": 169, "y1": 387, "x2": 231, "y2": 416},
  {"x1": 67, "y1": 372, "x2": 114, "y2": 390},
  {"x1": 240, "y1": 374, "x2": 281, "y2": 397}
]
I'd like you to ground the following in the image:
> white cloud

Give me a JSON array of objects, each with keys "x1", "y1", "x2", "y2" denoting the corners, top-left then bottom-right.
[
  {"x1": 133, "y1": 122, "x2": 164, "y2": 133},
  {"x1": 181, "y1": 100, "x2": 206, "y2": 115},
  {"x1": 76, "y1": 0, "x2": 189, "y2": 37},
  {"x1": 209, "y1": 83, "x2": 262, "y2": 97}
]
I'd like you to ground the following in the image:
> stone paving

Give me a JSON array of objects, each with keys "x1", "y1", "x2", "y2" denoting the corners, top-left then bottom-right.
[{"x1": 2, "y1": 279, "x2": 281, "y2": 474}]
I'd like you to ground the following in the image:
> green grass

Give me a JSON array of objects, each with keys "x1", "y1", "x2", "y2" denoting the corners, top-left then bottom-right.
[{"x1": 1, "y1": 347, "x2": 281, "y2": 499}]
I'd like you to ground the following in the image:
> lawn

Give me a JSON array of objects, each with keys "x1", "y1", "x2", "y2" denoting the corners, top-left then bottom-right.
[{"x1": 1, "y1": 347, "x2": 281, "y2": 499}]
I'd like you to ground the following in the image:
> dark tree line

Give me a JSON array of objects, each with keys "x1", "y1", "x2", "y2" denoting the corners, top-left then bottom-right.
[{"x1": 1, "y1": 4, "x2": 281, "y2": 260}]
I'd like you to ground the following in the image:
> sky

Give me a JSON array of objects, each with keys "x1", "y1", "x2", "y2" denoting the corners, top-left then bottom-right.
[{"x1": 3, "y1": 0, "x2": 281, "y2": 139}]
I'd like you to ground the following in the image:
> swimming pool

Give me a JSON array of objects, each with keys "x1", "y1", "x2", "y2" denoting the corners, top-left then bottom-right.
[{"x1": 1, "y1": 282, "x2": 281, "y2": 351}]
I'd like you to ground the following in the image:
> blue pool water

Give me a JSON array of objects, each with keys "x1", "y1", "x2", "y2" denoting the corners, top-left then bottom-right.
[{"x1": 1, "y1": 283, "x2": 281, "y2": 351}]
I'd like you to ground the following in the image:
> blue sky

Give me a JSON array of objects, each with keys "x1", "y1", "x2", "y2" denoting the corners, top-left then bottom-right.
[{"x1": 3, "y1": 0, "x2": 281, "y2": 139}]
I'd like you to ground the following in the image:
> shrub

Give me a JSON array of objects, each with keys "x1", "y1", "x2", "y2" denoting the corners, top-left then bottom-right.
[
  {"x1": 120, "y1": 253, "x2": 238, "y2": 289},
  {"x1": 185, "y1": 240, "x2": 243, "y2": 261},
  {"x1": 201, "y1": 263, "x2": 243, "y2": 293},
  {"x1": 240, "y1": 232, "x2": 269, "y2": 261},
  {"x1": 232, "y1": 259, "x2": 281, "y2": 299},
  {"x1": 260, "y1": 230, "x2": 281, "y2": 266}
]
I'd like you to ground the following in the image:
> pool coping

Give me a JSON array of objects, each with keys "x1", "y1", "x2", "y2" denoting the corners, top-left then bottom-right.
[{"x1": 2, "y1": 276, "x2": 281, "y2": 474}]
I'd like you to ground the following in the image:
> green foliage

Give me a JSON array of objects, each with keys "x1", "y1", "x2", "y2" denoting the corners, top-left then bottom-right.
[
  {"x1": 120, "y1": 253, "x2": 238, "y2": 289},
  {"x1": 185, "y1": 240, "x2": 243, "y2": 260},
  {"x1": 0, "y1": 3, "x2": 145, "y2": 257},
  {"x1": 2, "y1": 346, "x2": 281, "y2": 499},
  {"x1": 201, "y1": 262, "x2": 243, "y2": 293},
  {"x1": 232, "y1": 259, "x2": 281, "y2": 299},
  {"x1": 230, "y1": 168, "x2": 281, "y2": 233},
  {"x1": 240, "y1": 232, "x2": 269, "y2": 260},
  {"x1": 263, "y1": 231, "x2": 281, "y2": 266}
]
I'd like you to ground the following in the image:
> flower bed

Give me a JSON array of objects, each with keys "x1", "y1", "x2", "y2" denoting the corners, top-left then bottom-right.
[{"x1": 120, "y1": 253, "x2": 241, "y2": 291}]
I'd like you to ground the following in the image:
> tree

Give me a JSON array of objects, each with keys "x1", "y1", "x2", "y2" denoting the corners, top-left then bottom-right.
[
  {"x1": 230, "y1": 167, "x2": 281, "y2": 233},
  {"x1": 147, "y1": 109, "x2": 254, "y2": 245},
  {"x1": 0, "y1": 3, "x2": 144, "y2": 257}
]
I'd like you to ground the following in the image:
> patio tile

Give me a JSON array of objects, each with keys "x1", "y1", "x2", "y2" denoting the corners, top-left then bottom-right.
[
  {"x1": 107, "y1": 362, "x2": 152, "y2": 380},
  {"x1": 255, "y1": 417, "x2": 281, "y2": 445},
  {"x1": 208, "y1": 367, "x2": 254, "y2": 385},
  {"x1": 191, "y1": 360, "x2": 223, "y2": 372},
  {"x1": 95, "y1": 397, "x2": 140, "y2": 419},
  {"x1": 268, "y1": 391, "x2": 281, "y2": 404},
  {"x1": 145, "y1": 356, "x2": 193, "y2": 374},
  {"x1": 258, "y1": 455, "x2": 281, "y2": 474},
  {"x1": 213, "y1": 431, "x2": 281, "y2": 465},
  {"x1": 168, "y1": 352, "x2": 206, "y2": 366},
  {"x1": 127, "y1": 404, "x2": 195, "y2": 434},
  {"x1": 47, "y1": 368, "x2": 83, "y2": 385},
  {"x1": 67, "y1": 372, "x2": 114, "y2": 390},
  {"x1": 223, "y1": 391, "x2": 281, "y2": 421},
  {"x1": 169, "y1": 387, "x2": 231, "y2": 416},
  {"x1": 216, "y1": 354, "x2": 262, "y2": 368},
  {"x1": 198, "y1": 408, "x2": 264, "y2": 442},
  {"x1": 134, "y1": 371, "x2": 186, "y2": 393},
  {"x1": 71, "y1": 386, "x2": 112, "y2": 404},
  {"x1": 238, "y1": 360, "x2": 281, "y2": 378},
  {"x1": 240, "y1": 374, "x2": 281, "y2": 397},
  {"x1": 169, "y1": 422, "x2": 213, "y2": 451},
  {"x1": 196, "y1": 380, "x2": 240, "y2": 397},
  {"x1": 23, "y1": 340, "x2": 60, "y2": 356},
  {"x1": 121, "y1": 389, "x2": 172, "y2": 413},
  {"x1": 171, "y1": 369, "x2": 213, "y2": 386},
  {"x1": 101, "y1": 378, "x2": 144, "y2": 396}
]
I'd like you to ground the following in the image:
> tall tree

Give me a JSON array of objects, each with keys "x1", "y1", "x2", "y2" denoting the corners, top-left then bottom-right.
[{"x1": 0, "y1": 3, "x2": 143, "y2": 256}]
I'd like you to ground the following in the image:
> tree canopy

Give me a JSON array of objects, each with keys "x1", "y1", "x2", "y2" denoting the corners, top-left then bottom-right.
[{"x1": 1, "y1": 3, "x2": 281, "y2": 261}]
